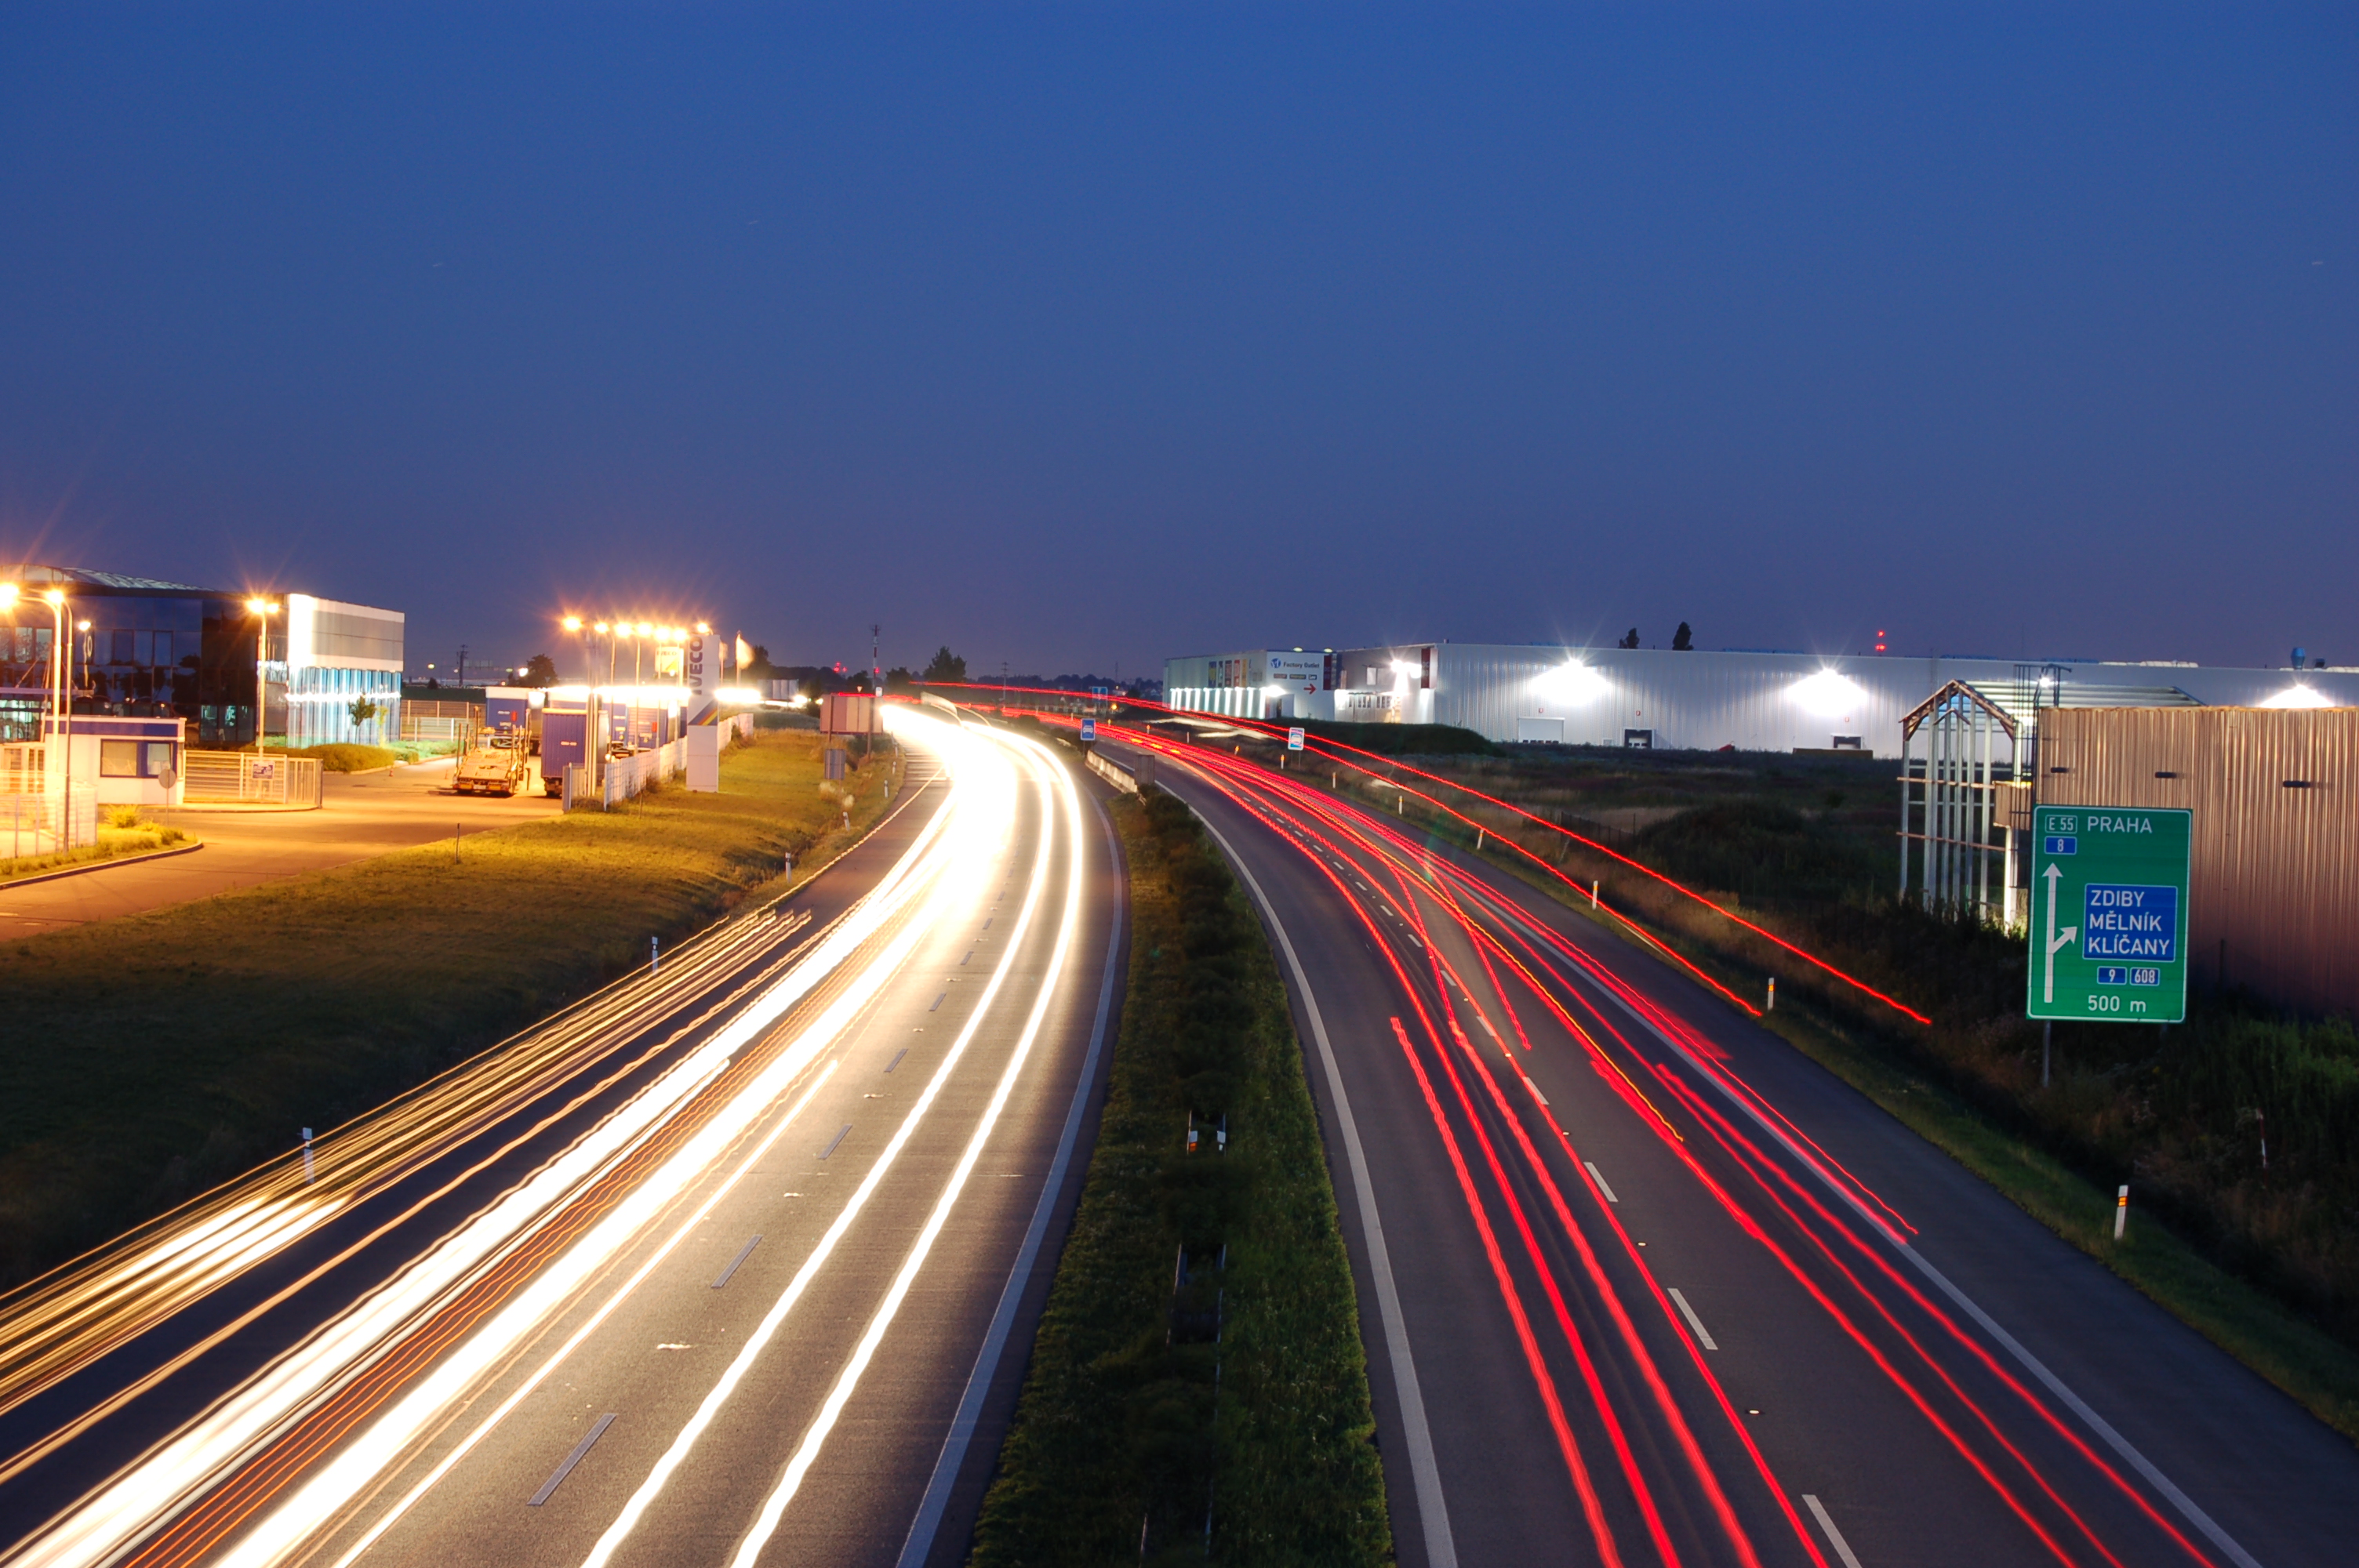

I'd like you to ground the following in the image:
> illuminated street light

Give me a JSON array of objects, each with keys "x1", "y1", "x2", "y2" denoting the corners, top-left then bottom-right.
[{"x1": 246, "y1": 598, "x2": 280, "y2": 751}]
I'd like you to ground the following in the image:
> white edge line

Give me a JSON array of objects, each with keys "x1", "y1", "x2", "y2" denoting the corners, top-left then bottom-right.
[
  {"x1": 1801, "y1": 1494, "x2": 1863, "y2": 1568},
  {"x1": 1194, "y1": 808, "x2": 1459, "y2": 1568},
  {"x1": 1583, "y1": 1160, "x2": 1619, "y2": 1204},
  {"x1": 1583, "y1": 948, "x2": 2264, "y2": 1568},
  {"x1": 1666, "y1": 1287, "x2": 1717, "y2": 1352},
  {"x1": 893, "y1": 793, "x2": 1127, "y2": 1568}
]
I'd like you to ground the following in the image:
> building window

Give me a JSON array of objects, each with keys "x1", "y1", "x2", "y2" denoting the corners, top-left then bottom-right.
[
  {"x1": 144, "y1": 742, "x2": 176, "y2": 776},
  {"x1": 110, "y1": 630, "x2": 136, "y2": 665},
  {"x1": 100, "y1": 739, "x2": 139, "y2": 776}
]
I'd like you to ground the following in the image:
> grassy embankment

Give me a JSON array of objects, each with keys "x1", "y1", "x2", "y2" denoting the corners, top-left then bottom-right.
[
  {"x1": 0, "y1": 807, "x2": 193, "y2": 887},
  {"x1": 0, "y1": 731, "x2": 899, "y2": 1290},
  {"x1": 1227, "y1": 732, "x2": 2359, "y2": 1442},
  {"x1": 972, "y1": 786, "x2": 1389, "y2": 1567}
]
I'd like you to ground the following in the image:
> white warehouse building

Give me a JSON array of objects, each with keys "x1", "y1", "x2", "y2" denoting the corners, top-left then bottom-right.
[{"x1": 1164, "y1": 643, "x2": 2359, "y2": 757}]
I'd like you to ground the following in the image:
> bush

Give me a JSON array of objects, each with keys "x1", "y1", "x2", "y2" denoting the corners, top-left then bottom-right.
[{"x1": 286, "y1": 744, "x2": 400, "y2": 773}]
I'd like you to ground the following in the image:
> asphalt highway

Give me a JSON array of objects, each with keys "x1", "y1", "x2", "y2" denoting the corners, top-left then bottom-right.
[
  {"x1": 0, "y1": 710, "x2": 1125, "y2": 1568},
  {"x1": 1123, "y1": 731, "x2": 2357, "y2": 1568}
]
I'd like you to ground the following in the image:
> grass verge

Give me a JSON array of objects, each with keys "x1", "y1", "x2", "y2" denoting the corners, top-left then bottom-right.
[
  {"x1": 0, "y1": 731, "x2": 899, "y2": 1289},
  {"x1": 970, "y1": 787, "x2": 1390, "y2": 1566}
]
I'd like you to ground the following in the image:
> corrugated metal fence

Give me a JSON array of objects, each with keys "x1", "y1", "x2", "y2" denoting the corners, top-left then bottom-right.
[{"x1": 2038, "y1": 707, "x2": 2357, "y2": 1019}]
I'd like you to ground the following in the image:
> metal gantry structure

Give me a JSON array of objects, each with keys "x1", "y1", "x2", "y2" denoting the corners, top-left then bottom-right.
[{"x1": 1898, "y1": 679, "x2": 2025, "y2": 927}]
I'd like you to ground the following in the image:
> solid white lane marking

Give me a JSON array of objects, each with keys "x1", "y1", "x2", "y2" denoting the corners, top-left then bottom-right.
[
  {"x1": 1584, "y1": 1161, "x2": 1619, "y2": 1203},
  {"x1": 1579, "y1": 935, "x2": 2264, "y2": 1568},
  {"x1": 1195, "y1": 811, "x2": 1458, "y2": 1568},
  {"x1": 895, "y1": 800, "x2": 1127, "y2": 1568},
  {"x1": 711, "y1": 1237, "x2": 760, "y2": 1290},
  {"x1": 1801, "y1": 1495, "x2": 1863, "y2": 1568},
  {"x1": 1667, "y1": 1287, "x2": 1717, "y2": 1350},
  {"x1": 529, "y1": 1413, "x2": 617, "y2": 1506}
]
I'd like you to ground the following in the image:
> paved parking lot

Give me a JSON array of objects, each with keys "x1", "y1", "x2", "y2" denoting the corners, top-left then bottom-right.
[{"x1": 0, "y1": 758, "x2": 562, "y2": 936}]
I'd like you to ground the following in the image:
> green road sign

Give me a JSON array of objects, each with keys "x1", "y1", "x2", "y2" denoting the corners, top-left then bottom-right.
[{"x1": 2026, "y1": 805, "x2": 2191, "y2": 1023}]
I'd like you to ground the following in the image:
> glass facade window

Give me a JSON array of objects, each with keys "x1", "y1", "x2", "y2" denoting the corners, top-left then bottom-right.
[{"x1": 100, "y1": 740, "x2": 138, "y2": 776}]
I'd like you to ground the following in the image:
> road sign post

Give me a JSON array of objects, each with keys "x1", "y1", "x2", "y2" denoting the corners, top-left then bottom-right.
[
  {"x1": 2026, "y1": 806, "x2": 2190, "y2": 1025},
  {"x1": 1287, "y1": 726, "x2": 1305, "y2": 752},
  {"x1": 1079, "y1": 717, "x2": 1097, "y2": 742}
]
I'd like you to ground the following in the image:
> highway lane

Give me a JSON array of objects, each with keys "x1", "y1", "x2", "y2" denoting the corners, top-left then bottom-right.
[
  {"x1": 1125, "y1": 731, "x2": 2354, "y2": 1568},
  {"x1": 0, "y1": 710, "x2": 1125, "y2": 1568}
]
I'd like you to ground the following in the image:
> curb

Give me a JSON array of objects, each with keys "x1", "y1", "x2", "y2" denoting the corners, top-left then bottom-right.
[{"x1": 0, "y1": 840, "x2": 204, "y2": 892}]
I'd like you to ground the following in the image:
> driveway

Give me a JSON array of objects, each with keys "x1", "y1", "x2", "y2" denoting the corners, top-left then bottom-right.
[{"x1": 0, "y1": 758, "x2": 562, "y2": 937}]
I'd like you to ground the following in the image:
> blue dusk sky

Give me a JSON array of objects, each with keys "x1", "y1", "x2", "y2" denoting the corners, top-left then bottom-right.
[{"x1": 2, "y1": 4, "x2": 2352, "y2": 678}]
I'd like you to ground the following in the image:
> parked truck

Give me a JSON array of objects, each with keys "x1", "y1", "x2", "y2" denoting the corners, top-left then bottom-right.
[{"x1": 453, "y1": 727, "x2": 533, "y2": 796}]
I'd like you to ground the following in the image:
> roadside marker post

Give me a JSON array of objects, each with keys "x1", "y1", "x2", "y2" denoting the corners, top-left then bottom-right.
[
  {"x1": 1766, "y1": 977, "x2": 1776, "y2": 1011},
  {"x1": 300, "y1": 1127, "x2": 314, "y2": 1185},
  {"x1": 2114, "y1": 1185, "x2": 2130, "y2": 1240}
]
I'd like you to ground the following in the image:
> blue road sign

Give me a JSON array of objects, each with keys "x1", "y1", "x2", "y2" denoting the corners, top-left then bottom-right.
[{"x1": 1079, "y1": 717, "x2": 1097, "y2": 742}]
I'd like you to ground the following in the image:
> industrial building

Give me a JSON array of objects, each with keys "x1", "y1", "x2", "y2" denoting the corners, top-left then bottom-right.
[
  {"x1": 0, "y1": 566, "x2": 404, "y2": 749},
  {"x1": 1165, "y1": 641, "x2": 2358, "y2": 756}
]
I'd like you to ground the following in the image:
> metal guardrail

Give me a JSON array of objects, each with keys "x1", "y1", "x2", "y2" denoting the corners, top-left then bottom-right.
[{"x1": 182, "y1": 752, "x2": 324, "y2": 808}]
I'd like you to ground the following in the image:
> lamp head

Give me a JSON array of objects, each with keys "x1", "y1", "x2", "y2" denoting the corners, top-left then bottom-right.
[
  {"x1": 43, "y1": 589, "x2": 65, "y2": 606},
  {"x1": 0, "y1": 583, "x2": 16, "y2": 606},
  {"x1": 562, "y1": 615, "x2": 583, "y2": 633}
]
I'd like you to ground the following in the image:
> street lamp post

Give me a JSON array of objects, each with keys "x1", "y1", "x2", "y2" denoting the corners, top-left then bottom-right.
[
  {"x1": 246, "y1": 598, "x2": 280, "y2": 752},
  {"x1": 39, "y1": 590, "x2": 70, "y2": 847}
]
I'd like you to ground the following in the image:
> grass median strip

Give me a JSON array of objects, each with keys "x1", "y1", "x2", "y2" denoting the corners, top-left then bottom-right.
[
  {"x1": 0, "y1": 731, "x2": 899, "y2": 1290},
  {"x1": 970, "y1": 787, "x2": 1390, "y2": 1566}
]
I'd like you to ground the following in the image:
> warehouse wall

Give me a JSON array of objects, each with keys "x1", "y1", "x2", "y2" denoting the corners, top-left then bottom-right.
[{"x1": 2038, "y1": 706, "x2": 2358, "y2": 1020}]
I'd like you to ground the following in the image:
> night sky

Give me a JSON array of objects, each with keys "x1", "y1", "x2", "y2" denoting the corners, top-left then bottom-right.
[{"x1": 3, "y1": 5, "x2": 2351, "y2": 680}]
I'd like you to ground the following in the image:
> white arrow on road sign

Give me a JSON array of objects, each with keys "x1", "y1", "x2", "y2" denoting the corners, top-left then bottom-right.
[{"x1": 2042, "y1": 862, "x2": 2078, "y2": 1004}]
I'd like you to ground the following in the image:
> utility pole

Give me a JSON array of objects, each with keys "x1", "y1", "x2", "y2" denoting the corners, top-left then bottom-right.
[
  {"x1": 456, "y1": 644, "x2": 469, "y2": 688},
  {"x1": 871, "y1": 623, "x2": 881, "y2": 694}
]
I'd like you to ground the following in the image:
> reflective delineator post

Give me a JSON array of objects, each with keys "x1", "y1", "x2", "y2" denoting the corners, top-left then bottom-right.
[
  {"x1": 1766, "y1": 978, "x2": 1776, "y2": 1011},
  {"x1": 2114, "y1": 1184, "x2": 2129, "y2": 1240},
  {"x1": 650, "y1": 935, "x2": 660, "y2": 975},
  {"x1": 300, "y1": 1127, "x2": 314, "y2": 1185},
  {"x1": 1590, "y1": 880, "x2": 1600, "y2": 909}
]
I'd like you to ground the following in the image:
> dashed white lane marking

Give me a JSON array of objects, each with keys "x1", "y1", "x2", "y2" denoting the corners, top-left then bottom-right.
[
  {"x1": 1667, "y1": 1287, "x2": 1717, "y2": 1350},
  {"x1": 819, "y1": 1124, "x2": 851, "y2": 1160},
  {"x1": 1521, "y1": 1077, "x2": 1549, "y2": 1107},
  {"x1": 1802, "y1": 1495, "x2": 1864, "y2": 1568},
  {"x1": 1583, "y1": 1160, "x2": 1619, "y2": 1203},
  {"x1": 711, "y1": 1237, "x2": 761, "y2": 1290},
  {"x1": 528, "y1": 1413, "x2": 616, "y2": 1507}
]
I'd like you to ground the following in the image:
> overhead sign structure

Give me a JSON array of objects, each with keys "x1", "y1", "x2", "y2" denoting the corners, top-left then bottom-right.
[
  {"x1": 1287, "y1": 727, "x2": 1305, "y2": 752},
  {"x1": 1079, "y1": 717, "x2": 1097, "y2": 742},
  {"x1": 2026, "y1": 805, "x2": 2191, "y2": 1023}
]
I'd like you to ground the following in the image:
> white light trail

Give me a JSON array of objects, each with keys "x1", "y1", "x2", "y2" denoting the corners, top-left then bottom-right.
[
  {"x1": 722, "y1": 728, "x2": 1085, "y2": 1564},
  {"x1": 574, "y1": 713, "x2": 1056, "y2": 1568},
  {"x1": 18, "y1": 713, "x2": 993, "y2": 1568}
]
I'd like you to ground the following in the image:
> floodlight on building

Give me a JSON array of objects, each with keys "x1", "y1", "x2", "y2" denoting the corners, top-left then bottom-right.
[
  {"x1": 2259, "y1": 684, "x2": 2336, "y2": 710},
  {"x1": 1790, "y1": 667, "x2": 1868, "y2": 717},
  {"x1": 1532, "y1": 662, "x2": 1609, "y2": 704}
]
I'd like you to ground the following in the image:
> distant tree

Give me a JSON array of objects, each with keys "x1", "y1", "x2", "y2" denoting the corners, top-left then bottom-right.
[
  {"x1": 924, "y1": 646, "x2": 968, "y2": 684},
  {"x1": 1618, "y1": 627, "x2": 1641, "y2": 649},
  {"x1": 347, "y1": 696, "x2": 380, "y2": 728},
  {"x1": 1671, "y1": 622, "x2": 1693, "y2": 652},
  {"x1": 743, "y1": 643, "x2": 777, "y2": 680},
  {"x1": 884, "y1": 666, "x2": 916, "y2": 695},
  {"x1": 520, "y1": 653, "x2": 560, "y2": 688}
]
